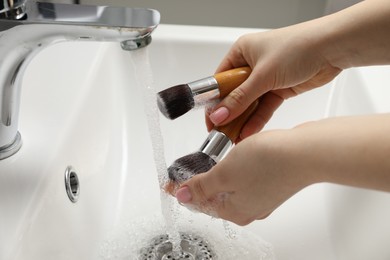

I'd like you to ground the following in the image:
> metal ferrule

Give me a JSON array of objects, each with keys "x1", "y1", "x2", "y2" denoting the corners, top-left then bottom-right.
[
  {"x1": 188, "y1": 76, "x2": 220, "y2": 96},
  {"x1": 199, "y1": 129, "x2": 232, "y2": 163}
]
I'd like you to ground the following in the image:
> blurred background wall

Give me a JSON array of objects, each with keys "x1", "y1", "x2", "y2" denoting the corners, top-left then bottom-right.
[{"x1": 48, "y1": 0, "x2": 363, "y2": 28}]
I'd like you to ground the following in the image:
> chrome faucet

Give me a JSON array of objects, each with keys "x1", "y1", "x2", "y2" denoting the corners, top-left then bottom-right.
[{"x1": 0, "y1": 0, "x2": 160, "y2": 160}]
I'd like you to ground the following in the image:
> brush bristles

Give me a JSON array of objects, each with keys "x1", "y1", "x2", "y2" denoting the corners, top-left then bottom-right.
[
  {"x1": 157, "y1": 84, "x2": 195, "y2": 120},
  {"x1": 167, "y1": 151, "x2": 216, "y2": 184}
]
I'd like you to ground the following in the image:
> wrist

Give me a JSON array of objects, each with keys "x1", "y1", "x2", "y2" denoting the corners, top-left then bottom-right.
[
  {"x1": 318, "y1": 0, "x2": 390, "y2": 69},
  {"x1": 290, "y1": 115, "x2": 390, "y2": 192},
  {"x1": 253, "y1": 129, "x2": 318, "y2": 189}
]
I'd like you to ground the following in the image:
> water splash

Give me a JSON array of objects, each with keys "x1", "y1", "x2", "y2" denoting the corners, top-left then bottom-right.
[
  {"x1": 129, "y1": 48, "x2": 166, "y2": 186},
  {"x1": 100, "y1": 47, "x2": 276, "y2": 260},
  {"x1": 129, "y1": 48, "x2": 182, "y2": 253}
]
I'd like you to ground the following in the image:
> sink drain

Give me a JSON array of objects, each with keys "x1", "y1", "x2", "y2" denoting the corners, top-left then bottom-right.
[{"x1": 140, "y1": 233, "x2": 215, "y2": 260}]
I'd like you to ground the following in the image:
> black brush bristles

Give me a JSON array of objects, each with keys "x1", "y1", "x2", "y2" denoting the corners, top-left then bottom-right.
[
  {"x1": 157, "y1": 84, "x2": 195, "y2": 120},
  {"x1": 167, "y1": 151, "x2": 217, "y2": 184}
]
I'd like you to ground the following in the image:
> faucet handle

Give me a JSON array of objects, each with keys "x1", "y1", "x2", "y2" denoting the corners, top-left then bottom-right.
[{"x1": 0, "y1": 0, "x2": 26, "y2": 19}]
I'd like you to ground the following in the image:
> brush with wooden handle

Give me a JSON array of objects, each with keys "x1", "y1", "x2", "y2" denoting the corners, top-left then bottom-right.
[
  {"x1": 164, "y1": 100, "x2": 258, "y2": 195},
  {"x1": 157, "y1": 66, "x2": 251, "y2": 120}
]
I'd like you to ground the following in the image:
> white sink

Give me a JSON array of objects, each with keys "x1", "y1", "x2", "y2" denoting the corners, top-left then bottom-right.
[{"x1": 0, "y1": 24, "x2": 389, "y2": 260}]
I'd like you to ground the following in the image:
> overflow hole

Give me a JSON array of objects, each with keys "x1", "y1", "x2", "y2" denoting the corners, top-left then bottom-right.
[{"x1": 65, "y1": 166, "x2": 80, "y2": 203}]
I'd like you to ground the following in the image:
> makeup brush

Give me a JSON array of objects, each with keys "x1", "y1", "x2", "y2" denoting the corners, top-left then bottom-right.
[
  {"x1": 157, "y1": 66, "x2": 251, "y2": 120},
  {"x1": 164, "y1": 100, "x2": 258, "y2": 195}
]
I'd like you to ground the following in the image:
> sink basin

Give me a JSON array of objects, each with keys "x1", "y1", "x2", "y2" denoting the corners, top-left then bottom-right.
[{"x1": 0, "y1": 24, "x2": 389, "y2": 260}]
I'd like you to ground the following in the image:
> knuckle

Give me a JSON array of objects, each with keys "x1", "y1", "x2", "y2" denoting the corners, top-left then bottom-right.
[
  {"x1": 212, "y1": 168, "x2": 230, "y2": 188},
  {"x1": 236, "y1": 35, "x2": 247, "y2": 46},
  {"x1": 237, "y1": 33, "x2": 253, "y2": 44},
  {"x1": 191, "y1": 176, "x2": 209, "y2": 202},
  {"x1": 232, "y1": 216, "x2": 255, "y2": 226},
  {"x1": 249, "y1": 110, "x2": 269, "y2": 131},
  {"x1": 227, "y1": 88, "x2": 249, "y2": 108},
  {"x1": 256, "y1": 211, "x2": 272, "y2": 220}
]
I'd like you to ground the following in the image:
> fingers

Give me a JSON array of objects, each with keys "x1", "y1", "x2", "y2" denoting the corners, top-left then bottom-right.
[
  {"x1": 174, "y1": 168, "x2": 251, "y2": 225},
  {"x1": 175, "y1": 166, "x2": 227, "y2": 206},
  {"x1": 173, "y1": 141, "x2": 271, "y2": 226},
  {"x1": 215, "y1": 35, "x2": 251, "y2": 74},
  {"x1": 174, "y1": 155, "x2": 246, "y2": 215},
  {"x1": 216, "y1": 196, "x2": 261, "y2": 226},
  {"x1": 239, "y1": 91, "x2": 284, "y2": 140},
  {"x1": 208, "y1": 73, "x2": 269, "y2": 126},
  {"x1": 205, "y1": 90, "x2": 285, "y2": 139},
  {"x1": 172, "y1": 133, "x2": 282, "y2": 225},
  {"x1": 175, "y1": 171, "x2": 271, "y2": 226},
  {"x1": 209, "y1": 33, "x2": 273, "y2": 133},
  {"x1": 205, "y1": 106, "x2": 215, "y2": 132}
]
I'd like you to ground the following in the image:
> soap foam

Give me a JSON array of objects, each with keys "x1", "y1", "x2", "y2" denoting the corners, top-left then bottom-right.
[{"x1": 100, "y1": 210, "x2": 276, "y2": 260}]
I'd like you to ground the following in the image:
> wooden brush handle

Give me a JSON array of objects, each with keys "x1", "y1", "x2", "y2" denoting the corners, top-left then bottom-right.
[
  {"x1": 214, "y1": 66, "x2": 251, "y2": 97},
  {"x1": 215, "y1": 100, "x2": 259, "y2": 142}
]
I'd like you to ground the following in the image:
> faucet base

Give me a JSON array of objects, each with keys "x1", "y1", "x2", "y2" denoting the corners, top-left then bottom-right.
[{"x1": 0, "y1": 132, "x2": 22, "y2": 160}]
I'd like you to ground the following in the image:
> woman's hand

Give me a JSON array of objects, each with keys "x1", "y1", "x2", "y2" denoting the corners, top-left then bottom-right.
[
  {"x1": 178, "y1": 114, "x2": 390, "y2": 225},
  {"x1": 206, "y1": 25, "x2": 342, "y2": 139},
  {"x1": 178, "y1": 0, "x2": 390, "y2": 225},
  {"x1": 206, "y1": 0, "x2": 390, "y2": 140}
]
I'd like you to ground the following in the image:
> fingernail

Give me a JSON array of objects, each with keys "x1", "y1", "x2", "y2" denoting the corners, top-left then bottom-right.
[
  {"x1": 175, "y1": 186, "x2": 192, "y2": 204},
  {"x1": 209, "y1": 107, "x2": 229, "y2": 125}
]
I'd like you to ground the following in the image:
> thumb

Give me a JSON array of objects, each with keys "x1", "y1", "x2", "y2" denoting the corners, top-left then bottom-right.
[{"x1": 175, "y1": 170, "x2": 225, "y2": 211}]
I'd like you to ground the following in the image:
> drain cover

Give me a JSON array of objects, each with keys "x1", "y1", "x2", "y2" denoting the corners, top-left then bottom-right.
[{"x1": 140, "y1": 233, "x2": 215, "y2": 260}]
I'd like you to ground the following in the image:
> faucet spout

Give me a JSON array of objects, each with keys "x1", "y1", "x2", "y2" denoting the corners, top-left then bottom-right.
[{"x1": 0, "y1": 1, "x2": 160, "y2": 159}]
